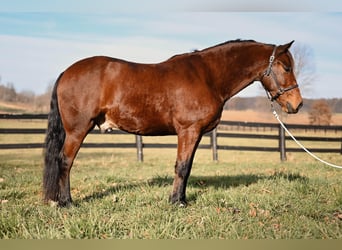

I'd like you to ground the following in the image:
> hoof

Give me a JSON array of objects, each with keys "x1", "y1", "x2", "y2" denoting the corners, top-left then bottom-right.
[
  {"x1": 178, "y1": 201, "x2": 187, "y2": 208},
  {"x1": 44, "y1": 199, "x2": 72, "y2": 208},
  {"x1": 58, "y1": 202, "x2": 72, "y2": 208},
  {"x1": 169, "y1": 194, "x2": 187, "y2": 207},
  {"x1": 53, "y1": 198, "x2": 73, "y2": 208}
]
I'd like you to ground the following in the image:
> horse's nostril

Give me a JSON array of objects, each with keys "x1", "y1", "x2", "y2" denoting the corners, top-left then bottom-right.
[
  {"x1": 286, "y1": 102, "x2": 293, "y2": 113},
  {"x1": 297, "y1": 101, "x2": 303, "y2": 111},
  {"x1": 286, "y1": 102, "x2": 302, "y2": 114}
]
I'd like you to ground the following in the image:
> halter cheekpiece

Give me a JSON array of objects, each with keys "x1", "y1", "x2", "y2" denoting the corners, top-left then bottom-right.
[{"x1": 262, "y1": 45, "x2": 299, "y2": 102}]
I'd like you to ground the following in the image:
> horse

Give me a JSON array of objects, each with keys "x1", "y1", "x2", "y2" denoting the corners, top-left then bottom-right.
[{"x1": 43, "y1": 39, "x2": 303, "y2": 207}]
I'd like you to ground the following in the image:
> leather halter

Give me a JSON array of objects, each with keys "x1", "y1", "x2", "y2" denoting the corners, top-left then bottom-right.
[{"x1": 261, "y1": 46, "x2": 299, "y2": 102}]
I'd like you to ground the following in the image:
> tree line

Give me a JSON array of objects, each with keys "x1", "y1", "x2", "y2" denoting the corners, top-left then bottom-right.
[{"x1": 0, "y1": 81, "x2": 52, "y2": 113}]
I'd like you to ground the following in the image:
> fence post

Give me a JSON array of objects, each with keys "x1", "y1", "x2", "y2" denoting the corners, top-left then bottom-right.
[
  {"x1": 210, "y1": 128, "x2": 218, "y2": 162},
  {"x1": 279, "y1": 124, "x2": 287, "y2": 161},
  {"x1": 135, "y1": 135, "x2": 143, "y2": 162}
]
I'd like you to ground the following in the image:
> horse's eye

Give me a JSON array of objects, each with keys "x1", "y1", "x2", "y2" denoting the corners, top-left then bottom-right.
[{"x1": 284, "y1": 66, "x2": 291, "y2": 73}]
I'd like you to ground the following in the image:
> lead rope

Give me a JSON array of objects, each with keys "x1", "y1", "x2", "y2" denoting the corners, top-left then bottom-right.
[{"x1": 270, "y1": 103, "x2": 342, "y2": 169}]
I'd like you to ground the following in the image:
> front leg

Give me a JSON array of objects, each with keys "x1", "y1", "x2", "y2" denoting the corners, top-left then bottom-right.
[
  {"x1": 170, "y1": 160, "x2": 192, "y2": 206},
  {"x1": 170, "y1": 128, "x2": 202, "y2": 206}
]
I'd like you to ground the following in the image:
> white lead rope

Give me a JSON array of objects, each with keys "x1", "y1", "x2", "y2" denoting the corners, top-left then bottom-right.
[{"x1": 272, "y1": 107, "x2": 342, "y2": 169}]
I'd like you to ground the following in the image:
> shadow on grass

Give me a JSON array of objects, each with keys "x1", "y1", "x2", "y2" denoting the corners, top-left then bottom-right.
[
  {"x1": 148, "y1": 174, "x2": 262, "y2": 189},
  {"x1": 75, "y1": 182, "x2": 141, "y2": 206},
  {"x1": 77, "y1": 171, "x2": 308, "y2": 205},
  {"x1": 149, "y1": 171, "x2": 307, "y2": 189},
  {"x1": 269, "y1": 171, "x2": 309, "y2": 183}
]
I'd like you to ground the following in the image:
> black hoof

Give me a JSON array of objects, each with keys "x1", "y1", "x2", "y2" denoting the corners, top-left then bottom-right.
[
  {"x1": 169, "y1": 194, "x2": 187, "y2": 207},
  {"x1": 58, "y1": 198, "x2": 73, "y2": 208}
]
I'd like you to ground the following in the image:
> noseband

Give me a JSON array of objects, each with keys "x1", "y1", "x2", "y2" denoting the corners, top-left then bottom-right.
[{"x1": 262, "y1": 46, "x2": 299, "y2": 102}]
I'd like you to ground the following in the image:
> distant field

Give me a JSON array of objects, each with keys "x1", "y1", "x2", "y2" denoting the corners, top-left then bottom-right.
[
  {"x1": 0, "y1": 118, "x2": 341, "y2": 239},
  {"x1": 1, "y1": 99, "x2": 342, "y2": 125},
  {"x1": 0, "y1": 103, "x2": 28, "y2": 114},
  {"x1": 221, "y1": 110, "x2": 342, "y2": 125}
]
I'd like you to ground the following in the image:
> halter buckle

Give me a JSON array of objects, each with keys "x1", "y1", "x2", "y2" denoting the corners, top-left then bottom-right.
[
  {"x1": 269, "y1": 55, "x2": 275, "y2": 63},
  {"x1": 265, "y1": 46, "x2": 276, "y2": 76}
]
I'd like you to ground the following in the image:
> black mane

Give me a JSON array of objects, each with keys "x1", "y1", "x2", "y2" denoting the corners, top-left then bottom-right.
[
  {"x1": 201, "y1": 39, "x2": 257, "y2": 52},
  {"x1": 168, "y1": 39, "x2": 257, "y2": 61}
]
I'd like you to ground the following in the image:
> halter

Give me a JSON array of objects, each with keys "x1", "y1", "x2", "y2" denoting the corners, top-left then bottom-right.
[{"x1": 262, "y1": 46, "x2": 299, "y2": 102}]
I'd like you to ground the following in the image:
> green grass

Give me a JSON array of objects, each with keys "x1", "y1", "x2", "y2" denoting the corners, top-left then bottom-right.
[
  {"x1": 0, "y1": 119, "x2": 341, "y2": 239},
  {"x1": 0, "y1": 147, "x2": 341, "y2": 239}
]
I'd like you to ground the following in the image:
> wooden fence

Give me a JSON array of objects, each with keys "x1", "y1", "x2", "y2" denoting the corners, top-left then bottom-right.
[{"x1": 0, "y1": 114, "x2": 341, "y2": 162}]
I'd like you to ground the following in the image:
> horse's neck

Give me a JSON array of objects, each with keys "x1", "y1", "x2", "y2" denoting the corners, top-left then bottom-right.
[{"x1": 201, "y1": 44, "x2": 269, "y2": 101}]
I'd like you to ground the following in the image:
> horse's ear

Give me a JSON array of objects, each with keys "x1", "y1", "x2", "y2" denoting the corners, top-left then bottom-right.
[{"x1": 276, "y1": 40, "x2": 295, "y2": 55}]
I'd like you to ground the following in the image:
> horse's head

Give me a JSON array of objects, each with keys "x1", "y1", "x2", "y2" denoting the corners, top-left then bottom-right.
[{"x1": 260, "y1": 41, "x2": 303, "y2": 114}]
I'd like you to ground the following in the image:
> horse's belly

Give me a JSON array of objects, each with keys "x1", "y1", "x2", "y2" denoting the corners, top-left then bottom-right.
[{"x1": 98, "y1": 110, "x2": 175, "y2": 136}]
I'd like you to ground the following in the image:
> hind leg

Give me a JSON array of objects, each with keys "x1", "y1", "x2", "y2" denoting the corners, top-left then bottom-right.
[
  {"x1": 57, "y1": 134, "x2": 80, "y2": 206},
  {"x1": 58, "y1": 123, "x2": 94, "y2": 207}
]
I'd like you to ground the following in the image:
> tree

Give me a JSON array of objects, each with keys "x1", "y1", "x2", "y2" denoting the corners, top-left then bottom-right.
[
  {"x1": 308, "y1": 100, "x2": 332, "y2": 125},
  {"x1": 290, "y1": 43, "x2": 316, "y2": 96},
  {"x1": 3, "y1": 83, "x2": 17, "y2": 102}
]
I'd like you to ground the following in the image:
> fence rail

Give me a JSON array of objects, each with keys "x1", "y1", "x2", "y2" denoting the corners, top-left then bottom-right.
[{"x1": 0, "y1": 114, "x2": 341, "y2": 161}]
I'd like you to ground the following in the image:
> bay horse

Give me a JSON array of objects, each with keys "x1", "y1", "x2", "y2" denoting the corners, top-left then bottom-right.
[{"x1": 43, "y1": 39, "x2": 303, "y2": 207}]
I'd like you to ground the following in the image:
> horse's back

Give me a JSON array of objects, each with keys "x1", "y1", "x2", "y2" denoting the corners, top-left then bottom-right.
[
  {"x1": 56, "y1": 55, "x2": 222, "y2": 136},
  {"x1": 56, "y1": 56, "x2": 173, "y2": 134}
]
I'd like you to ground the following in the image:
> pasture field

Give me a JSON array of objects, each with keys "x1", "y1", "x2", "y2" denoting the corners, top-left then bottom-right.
[{"x1": 0, "y1": 119, "x2": 341, "y2": 239}]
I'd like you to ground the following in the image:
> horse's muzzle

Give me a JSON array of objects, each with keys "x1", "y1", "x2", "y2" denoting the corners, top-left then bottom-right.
[{"x1": 286, "y1": 101, "x2": 303, "y2": 114}]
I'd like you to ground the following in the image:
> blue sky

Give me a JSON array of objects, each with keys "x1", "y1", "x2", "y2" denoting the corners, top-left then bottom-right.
[{"x1": 0, "y1": 1, "x2": 342, "y2": 98}]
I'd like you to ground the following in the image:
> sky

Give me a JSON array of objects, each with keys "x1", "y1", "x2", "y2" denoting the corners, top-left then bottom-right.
[{"x1": 0, "y1": 1, "x2": 342, "y2": 98}]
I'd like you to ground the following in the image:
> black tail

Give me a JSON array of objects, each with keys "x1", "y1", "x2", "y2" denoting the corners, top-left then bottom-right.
[{"x1": 43, "y1": 73, "x2": 65, "y2": 203}]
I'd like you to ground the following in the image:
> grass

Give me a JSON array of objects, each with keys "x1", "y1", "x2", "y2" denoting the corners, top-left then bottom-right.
[
  {"x1": 0, "y1": 147, "x2": 341, "y2": 239},
  {"x1": 0, "y1": 119, "x2": 341, "y2": 239}
]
